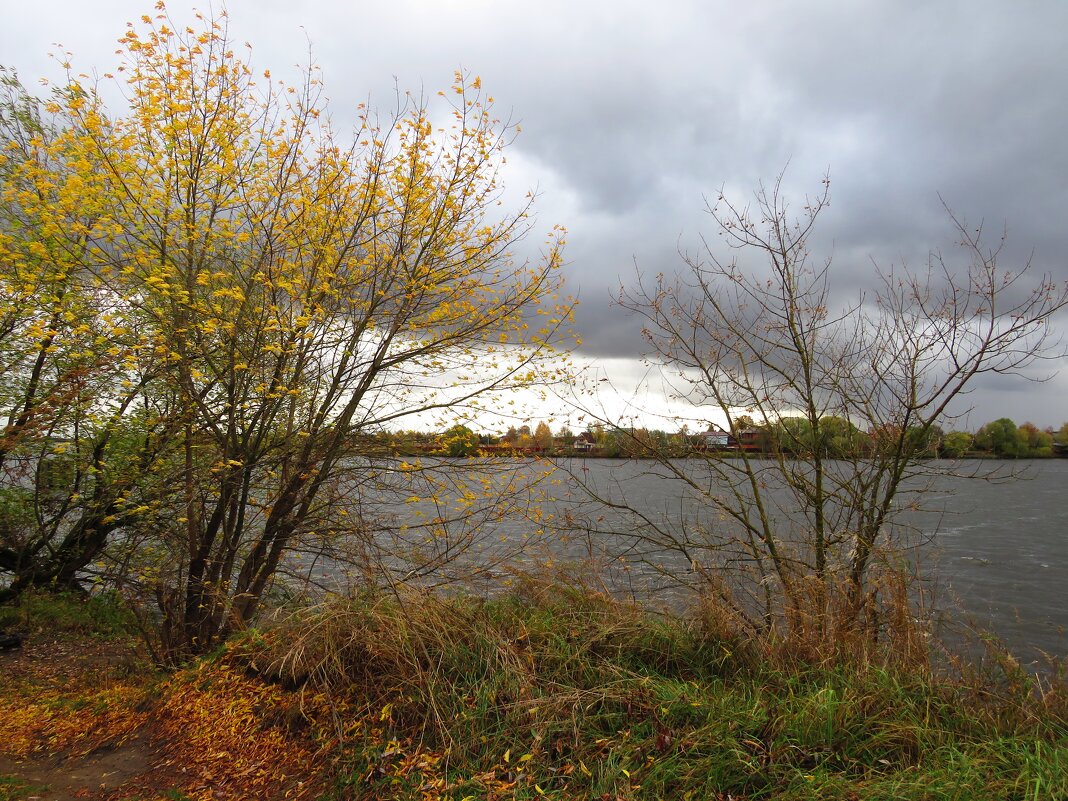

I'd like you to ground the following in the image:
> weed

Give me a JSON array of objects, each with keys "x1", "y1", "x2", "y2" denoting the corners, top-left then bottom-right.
[
  {"x1": 0, "y1": 776, "x2": 46, "y2": 801},
  {"x1": 0, "y1": 589, "x2": 135, "y2": 639},
  {"x1": 237, "y1": 576, "x2": 1068, "y2": 800}
]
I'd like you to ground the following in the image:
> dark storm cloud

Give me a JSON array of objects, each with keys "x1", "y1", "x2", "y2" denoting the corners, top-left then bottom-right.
[{"x1": 3, "y1": 0, "x2": 1066, "y2": 423}]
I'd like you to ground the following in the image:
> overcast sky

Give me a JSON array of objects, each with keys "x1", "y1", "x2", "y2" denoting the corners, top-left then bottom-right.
[{"x1": 4, "y1": 0, "x2": 1067, "y2": 430}]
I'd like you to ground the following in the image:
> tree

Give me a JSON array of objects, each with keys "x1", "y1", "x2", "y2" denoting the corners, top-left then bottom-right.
[
  {"x1": 770, "y1": 415, "x2": 865, "y2": 458},
  {"x1": 974, "y1": 418, "x2": 1025, "y2": 457},
  {"x1": 602, "y1": 173, "x2": 1067, "y2": 642},
  {"x1": 0, "y1": 68, "x2": 180, "y2": 601},
  {"x1": 1055, "y1": 423, "x2": 1068, "y2": 446},
  {"x1": 903, "y1": 424, "x2": 942, "y2": 458},
  {"x1": 441, "y1": 424, "x2": 480, "y2": 457},
  {"x1": 2, "y1": 7, "x2": 573, "y2": 658},
  {"x1": 533, "y1": 421, "x2": 553, "y2": 452},
  {"x1": 940, "y1": 430, "x2": 974, "y2": 459},
  {"x1": 1018, "y1": 422, "x2": 1053, "y2": 457}
]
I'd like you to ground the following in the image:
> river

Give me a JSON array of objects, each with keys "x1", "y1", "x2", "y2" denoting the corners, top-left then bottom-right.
[
  {"x1": 552, "y1": 457, "x2": 1068, "y2": 666},
  {"x1": 325, "y1": 456, "x2": 1068, "y2": 666}
]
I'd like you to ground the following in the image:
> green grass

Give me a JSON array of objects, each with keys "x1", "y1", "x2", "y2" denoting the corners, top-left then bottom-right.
[
  {"x1": 0, "y1": 589, "x2": 135, "y2": 639},
  {"x1": 7, "y1": 580, "x2": 1064, "y2": 799},
  {"x1": 240, "y1": 579, "x2": 1068, "y2": 800},
  {"x1": 0, "y1": 776, "x2": 46, "y2": 801}
]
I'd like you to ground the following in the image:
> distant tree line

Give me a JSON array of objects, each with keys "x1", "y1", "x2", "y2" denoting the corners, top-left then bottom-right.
[{"x1": 379, "y1": 416, "x2": 1068, "y2": 459}]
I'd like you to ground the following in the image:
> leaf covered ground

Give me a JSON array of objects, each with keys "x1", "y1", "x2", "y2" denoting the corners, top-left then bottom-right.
[
  {"x1": 0, "y1": 594, "x2": 332, "y2": 801},
  {"x1": 1, "y1": 589, "x2": 1067, "y2": 800}
]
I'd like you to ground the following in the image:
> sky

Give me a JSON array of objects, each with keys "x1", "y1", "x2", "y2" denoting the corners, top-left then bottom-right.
[{"x1": 3, "y1": 0, "x2": 1067, "y2": 431}]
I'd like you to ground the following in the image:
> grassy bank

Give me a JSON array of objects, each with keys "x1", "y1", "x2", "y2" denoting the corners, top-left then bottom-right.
[{"x1": 1, "y1": 585, "x2": 1066, "y2": 800}]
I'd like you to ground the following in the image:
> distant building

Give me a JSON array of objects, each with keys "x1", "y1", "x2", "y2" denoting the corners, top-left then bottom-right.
[
  {"x1": 696, "y1": 426, "x2": 735, "y2": 450},
  {"x1": 735, "y1": 427, "x2": 765, "y2": 452},
  {"x1": 574, "y1": 431, "x2": 596, "y2": 452}
]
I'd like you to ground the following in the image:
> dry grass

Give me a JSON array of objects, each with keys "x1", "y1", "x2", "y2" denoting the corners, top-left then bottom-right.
[{"x1": 220, "y1": 570, "x2": 1068, "y2": 800}]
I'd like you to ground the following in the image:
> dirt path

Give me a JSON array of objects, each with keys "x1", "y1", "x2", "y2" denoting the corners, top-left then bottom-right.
[
  {"x1": 0, "y1": 734, "x2": 154, "y2": 801},
  {"x1": 1, "y1": 630, "x2": 326, "y2": 801},
  {"x1": 0, "y1": 636, "x2": 168, "y2": 801}
]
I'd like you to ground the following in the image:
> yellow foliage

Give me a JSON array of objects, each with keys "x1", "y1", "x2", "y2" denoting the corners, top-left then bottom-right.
[{"x1": 1, "y1": 2, "x2": 577, "y2": 658}]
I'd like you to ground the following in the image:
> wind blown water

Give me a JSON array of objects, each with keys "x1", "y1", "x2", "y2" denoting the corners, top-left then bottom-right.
[
  {"x1": 320, "y1": 457, "x2": 1068, "y2": 666},
  {"x1": 548, "y1": 457, "x2": 1068, "y2": 666}
]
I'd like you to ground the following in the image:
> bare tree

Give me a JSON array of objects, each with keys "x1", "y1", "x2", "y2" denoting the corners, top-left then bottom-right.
[{"x1": 597, "y1": 174, "x2": 1066, "y2": 641}]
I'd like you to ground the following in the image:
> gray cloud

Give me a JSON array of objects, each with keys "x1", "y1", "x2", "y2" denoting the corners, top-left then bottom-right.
[{"x1": 3, "y1": 0, "x2": 1066, "y2": 425}]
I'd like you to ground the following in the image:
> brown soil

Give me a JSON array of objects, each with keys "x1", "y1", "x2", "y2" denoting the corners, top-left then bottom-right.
[
  {"x1": 0, "y1": 637, "x2": 177, "y2": 801},
  {"x1": 0, "y1": 737, "x2": 154, "y2": 801},
  {"x1": 1, "y1": 630, "x2": 326, "y2": 801}
]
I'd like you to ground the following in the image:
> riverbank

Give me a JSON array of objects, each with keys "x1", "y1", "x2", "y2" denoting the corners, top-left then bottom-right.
[{"x1": 1, "y1": 587, "x2": 1066, "y2": 800}]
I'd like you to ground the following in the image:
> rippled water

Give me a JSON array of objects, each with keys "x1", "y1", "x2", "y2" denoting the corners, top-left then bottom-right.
[
  {"x1": 915, "y1": 460, "x2": 1068, "y2": 664},
  {"x1": 324, "y1": 456, "x2": 1067, "y2": 665},
  {"x1": 523, "y1": 458, "x2": 1068, "y2": 664}
]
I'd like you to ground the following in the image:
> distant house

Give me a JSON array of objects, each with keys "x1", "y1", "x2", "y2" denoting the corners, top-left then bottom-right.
[
  {"x1": 573, "y1": 431, "x2": 596, "y2": 452},
  {"x1": 735, "y1": 427, "x2": 765, "y2": 452},
  {"x1": 695, "y1": 426, "x2": 735, "y2": 451}
]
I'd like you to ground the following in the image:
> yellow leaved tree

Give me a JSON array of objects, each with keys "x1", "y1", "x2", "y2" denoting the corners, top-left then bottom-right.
[
  {"x1": 2, "y1": 6, "x2": 573, "y2": 658},
  {"x1": 0, "y1": 67, "x2": 178, "y2": 601}
]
